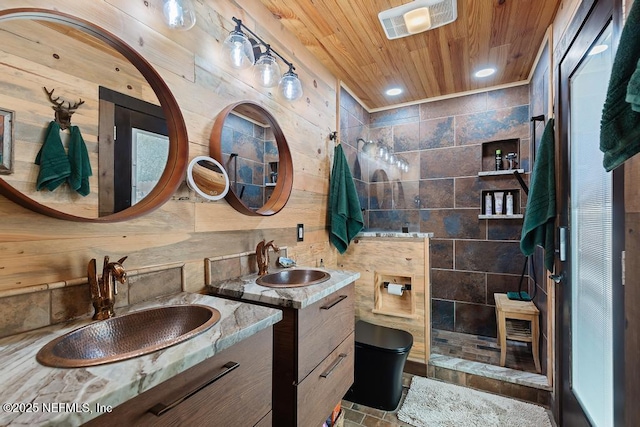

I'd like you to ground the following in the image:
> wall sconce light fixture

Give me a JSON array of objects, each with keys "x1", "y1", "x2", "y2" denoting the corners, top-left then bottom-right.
[
  {"x1": 223, "y1": 17, "x2": 303, "y2": 101},
  {"x1": 357, "y1": 138, "x2": 409, "y2": 173},
  {"x1": 161, "y1": 0, "x2": 196, "y2": 31},
  {"x1": 253, "y1": 48, "x2": 281, "y2": 87}
]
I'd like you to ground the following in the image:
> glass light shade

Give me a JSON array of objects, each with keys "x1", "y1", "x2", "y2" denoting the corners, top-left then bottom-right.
[
  {"x1": 279, "y1": 70, "x2": 303, "y2": 101},
  {"x1": 378, "y1": 145, "x2": 389, "y2": 160},
  {"x1": 388, "y1": 153, "x2": 396, "y2": 165},
  {"x1": 224, "y1": 31, "x2": 255, "y2": 69},
  {"x1": 254, "y1": 53, "x2": 281, "y2": 88},
  {"x1": 362, "y1": 140, "x2": 377, "y2": 156},
  {"x1": 162, "y1": 0, "x2": 196, "y2": 31}
]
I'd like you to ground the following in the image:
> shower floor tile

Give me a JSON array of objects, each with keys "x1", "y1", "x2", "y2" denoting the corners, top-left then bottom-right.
[{"x1": 431, "y1": 328, "x2": 539, "y2": 373}]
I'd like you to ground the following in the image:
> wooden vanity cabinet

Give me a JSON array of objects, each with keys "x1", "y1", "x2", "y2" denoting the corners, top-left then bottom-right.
[
  {"x1": 85, "y1": 327, "x2": 273, "y2": 427},
  {"x1": 272, "y1": 283, "x2": 355, "y2": 426}
]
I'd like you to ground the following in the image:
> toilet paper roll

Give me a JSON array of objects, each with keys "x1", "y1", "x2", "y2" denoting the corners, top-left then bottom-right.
[{"x1": 387, "y1": 283, "x2": 404, "y2": 296}]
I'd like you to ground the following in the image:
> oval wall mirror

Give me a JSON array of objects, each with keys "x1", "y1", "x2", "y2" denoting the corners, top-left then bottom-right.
[
  {"x1": 0, "y1": 8, "x2": 189, "y2": 222},
  {"x1": 209, "y1": 101, "x2": 293, "y2": 216},
  {"x1": 187, "y1": 156, "x2": 230, "y2": 201}
]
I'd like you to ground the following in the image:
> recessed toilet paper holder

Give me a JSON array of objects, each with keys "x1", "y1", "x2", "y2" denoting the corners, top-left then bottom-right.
[{"x1": 383, "y1": 282, "x2": 411, "y2": 291}]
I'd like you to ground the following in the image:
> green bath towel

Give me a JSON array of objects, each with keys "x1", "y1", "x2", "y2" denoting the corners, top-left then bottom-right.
[
  {"x1": 600, "y1": 0, "x2": 640, "y2": 171},
  {"x1": 67, "y1": 126, "x2": 92, "y2": 196},
  {"x1": 521, "y1": 118, "x2": 556, "y2": 272},
  {"x1": 35, "y1": 121, "x2": 71, "y2": 192},
  {"x1": 329, "y1": 144, "x2": 364, "y2": 254}
]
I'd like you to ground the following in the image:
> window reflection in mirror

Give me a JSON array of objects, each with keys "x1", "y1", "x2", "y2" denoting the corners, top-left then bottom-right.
[
  {"x1": 99, "y1": 87, "x2": 169, "y2": 215},
  {"x1": 131, "y1": 129, "x2": 169, "y2": 205}
]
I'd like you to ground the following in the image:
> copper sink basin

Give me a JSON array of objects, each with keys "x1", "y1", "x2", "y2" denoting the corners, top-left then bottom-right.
[
  {"x1": 36, "y1": 305, "x2": 221, "y2": 368},
  {"x1": 256, "y1": 269, "x2": 331, "y2": 288}
]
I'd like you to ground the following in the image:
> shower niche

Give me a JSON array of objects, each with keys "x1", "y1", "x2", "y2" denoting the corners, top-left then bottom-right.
[{"x1": 478, "y1": 138, "x2": 525, "y2": 220}]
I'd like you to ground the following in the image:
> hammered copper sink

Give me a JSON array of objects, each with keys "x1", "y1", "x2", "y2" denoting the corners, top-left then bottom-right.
[
  {"x1": 36, "y1": 305, "x2": 221, "y2": 368},
  {"x1": 256, "y1": 269, "x2": 331, "y2": 288}
]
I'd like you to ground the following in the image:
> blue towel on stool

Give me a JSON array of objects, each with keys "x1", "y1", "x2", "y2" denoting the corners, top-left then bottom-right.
[
  {"x1": 35, "y1": 121, "x2": 71, "y2": 192},
  {"x1": 67, "y1": 125, "x2": 92, "y2": 196},
  {"x1": 329, "y1": 144, "x2": 364, "y2": 254},
  {"x1": 521, "y1": 119, "x2": 556, "y2": 271}
]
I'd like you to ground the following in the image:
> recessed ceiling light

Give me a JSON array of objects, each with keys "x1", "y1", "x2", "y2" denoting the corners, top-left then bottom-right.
[
  {"x1": 588, "y1": 44, "x2": 608, "y2": 55},
  {"x1": 386, "y1": 87, "x2": 403, "y2": 96},
  {"x1": 474, "y1": 68, "x2": 496, "y2": 78}
]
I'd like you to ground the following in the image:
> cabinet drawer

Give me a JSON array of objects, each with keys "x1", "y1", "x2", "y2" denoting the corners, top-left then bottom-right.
[
  {"x1": 86, "y1": 327, "x2": 273, "y2": 427},
  {"x1": 297, "y1": 283, "x2": 354, "y2": 380},
  {"x1": 296, "y1": 332, "x2": 355, "y2": 427}
]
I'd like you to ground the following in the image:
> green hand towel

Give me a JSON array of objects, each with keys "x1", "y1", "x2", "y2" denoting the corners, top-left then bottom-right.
[
  {"x1": 521, "y1": 118, "x2": 556, "y2": 271},
  {"x1": 35, "y1": 121, "x2": 71, "y2": 192},
  {"x1": 67, "y1": 126, "x2": 92, "y2": 196},
  {"x1": 600, "y1": 0, "x2": 640, "y2": 171},
  {"x1": 329, "y1": 144, "x2": 364, "y2": 254},
  {"x1": 626, "y1": 58, "x2": 640, "y2": 112}
]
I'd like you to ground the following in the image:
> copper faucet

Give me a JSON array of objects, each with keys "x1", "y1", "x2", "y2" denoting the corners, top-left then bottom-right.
[
  {"x1": 88, "y1": 256, "x2": 128, "y2": 320},
  {"x1": 256, "y1": 239, "x2": 279, "y2": 276}
]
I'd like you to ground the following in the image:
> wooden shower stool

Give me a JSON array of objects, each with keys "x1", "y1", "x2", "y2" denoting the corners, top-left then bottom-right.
[{"x1": 494, "y1": 293, "x2": 541, "y2": 374}]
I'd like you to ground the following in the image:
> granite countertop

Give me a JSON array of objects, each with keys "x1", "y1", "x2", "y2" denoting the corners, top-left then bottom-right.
[
  {"x1": 208, "y1": 268, "x2": 360, "y2": 309},
  {"x1": 357, "y1": 230, "x2": 434, "y2": 238},
  {"x1": 0, "y1": 292, "x2": 282, "y2": 426}
]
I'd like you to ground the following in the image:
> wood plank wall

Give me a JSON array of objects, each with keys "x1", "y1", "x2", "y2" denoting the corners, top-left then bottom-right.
[
  {"x1": 338, "y1": 237, "x2": 430, "y2": 366},
  {"x1": 0, "y1": 0, "x2": 338, "y2": 294}
]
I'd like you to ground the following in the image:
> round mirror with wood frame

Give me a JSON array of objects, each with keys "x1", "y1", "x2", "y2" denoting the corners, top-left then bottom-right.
[
  {"x1": 0, "y1": 8, "x2": 188, "y2": 222},
  {"x1": 209, "y1": 101, "x2": 293, "y2": 216}
]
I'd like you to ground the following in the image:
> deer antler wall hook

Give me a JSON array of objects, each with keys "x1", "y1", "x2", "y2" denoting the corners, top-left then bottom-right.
[{"x1": 43, "y1": 87, "x2": 85, "y2": 130}]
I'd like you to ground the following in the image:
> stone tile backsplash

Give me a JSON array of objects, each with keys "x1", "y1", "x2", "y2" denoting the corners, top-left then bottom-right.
[
  {"x1": 205, "y1": 248, "x2": 287, "y2": 286},
  {"x1": 0, "y1": 263, "x2": 185, "y2": 338}
]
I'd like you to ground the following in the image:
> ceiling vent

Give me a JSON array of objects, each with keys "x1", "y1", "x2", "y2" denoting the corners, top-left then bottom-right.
[{"x1": 378, "y1": 0, "x2": 458, "y2": 40}]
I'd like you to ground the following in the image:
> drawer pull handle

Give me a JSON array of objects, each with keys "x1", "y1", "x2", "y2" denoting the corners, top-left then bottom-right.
[
  {"x1": 320, "y1": 353, "x2": 347, "y2": 378},
  {"x1": 148, "y1": 361, "x2": 240, "y2": 416},
  {"x1": 321, "y1": 295, "x2": 347, "y2": 310}
]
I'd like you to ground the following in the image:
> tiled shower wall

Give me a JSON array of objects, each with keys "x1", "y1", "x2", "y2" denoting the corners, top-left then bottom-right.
[
  {"x1": 339, "y1": 86, "x2": 531, "y2": 338},
  {"x1": 220, "y1": 113, "x2": 278, "y2": 210}
]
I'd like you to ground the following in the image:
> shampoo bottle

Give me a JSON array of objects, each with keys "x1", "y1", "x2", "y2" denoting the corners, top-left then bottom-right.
[
  {"x1": 494, "y1": 191, "x2": 504, "y2": 215},
  {"x1": 495, "y1": 150, "x2": 503, "y2": 170},
  {"x1": 506, "y1": 192, "x2": 514, "y2": 216},
  {"x1": 485, "y1": 193, "x2": 493, "y2": 216}
]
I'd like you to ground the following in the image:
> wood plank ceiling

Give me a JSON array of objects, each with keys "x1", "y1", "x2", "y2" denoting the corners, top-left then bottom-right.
[{"x1": 257, "y1": 0, "x2": 561, "y2": 110}]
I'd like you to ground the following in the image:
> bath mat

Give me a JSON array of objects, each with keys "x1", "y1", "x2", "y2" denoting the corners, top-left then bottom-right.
[{"x1": 397, "y1": 376, "x2": 551, "y2": 427}]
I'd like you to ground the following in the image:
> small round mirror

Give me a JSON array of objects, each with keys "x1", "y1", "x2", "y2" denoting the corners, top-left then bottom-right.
[{"x1": 187, "y1": 156, "x2": 230, "y2": 201}]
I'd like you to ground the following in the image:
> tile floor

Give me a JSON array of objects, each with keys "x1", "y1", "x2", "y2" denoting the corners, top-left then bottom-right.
[
  {"x1": 431, "y1": 328, "x2": 538, "y2": 374},
  {"x1": 340, "y1": 330, "x2": 549, "y2": 426},
  {"x1": 341, "y1": 374, "x2": 412, "y2": 427}
]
